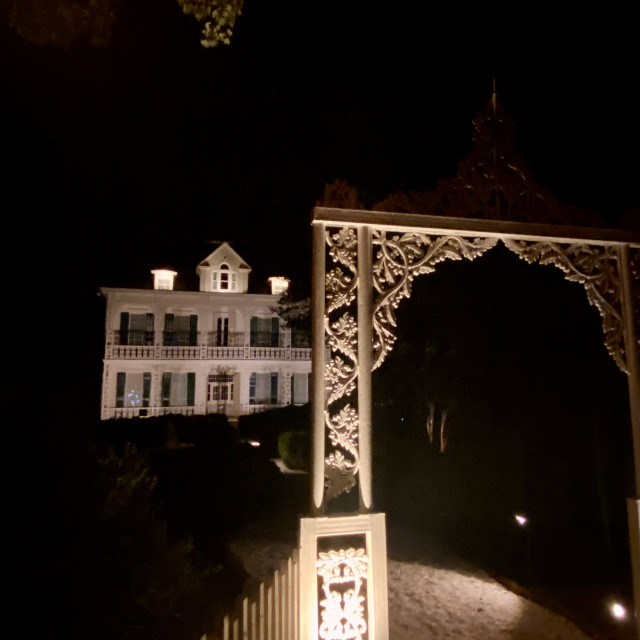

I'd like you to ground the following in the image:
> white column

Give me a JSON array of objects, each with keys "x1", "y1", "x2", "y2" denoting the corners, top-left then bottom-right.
[
  {"x1": 311, "y1": 222, "x2": 327, "y2": 515},
  {"x1": 357, "y1": 225, "x2": 373, "y2": 512},
  {"x1": 619, "y1": 244, "x2": 640, "y2": 638}
]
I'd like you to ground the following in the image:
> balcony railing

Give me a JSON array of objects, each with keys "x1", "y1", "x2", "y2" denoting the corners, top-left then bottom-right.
[
  {"x1": 242, "y1": 403, "x2": 285, "y2": 414},
  {"x1": 103, "y1": 403, "x2": 292, "y2": 420},
  {"x1": 108, "y1": 405, "x2": 201, "y2": 420},
  {"x1": 106, "y1": 330, "x2": 311, "y2": 361}
]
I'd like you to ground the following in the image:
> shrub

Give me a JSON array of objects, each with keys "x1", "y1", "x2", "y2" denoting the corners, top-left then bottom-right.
[{"x1": 278, "y1": 429, "x2": 309, "y2": 472}]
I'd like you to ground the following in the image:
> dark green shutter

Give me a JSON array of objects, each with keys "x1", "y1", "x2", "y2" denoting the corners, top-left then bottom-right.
[
  {"x1": 164, "y1": 313, "x2": 174, "y2": 346},
  {"x1": 116, "y1": 372, "x2": 126, "y2": 407},
  {"x1": 162, "y1": 372, "x2": 171, "y2": 407},
  {"x1": 270, "y1": 372, "x2": 278, "y2": 404},
  {"x1": 189, "y1": 315, "x2": 198, "y2": 346},
  {"x1": 143, "y1": 372, "x2": 151, "y2": 407},
  {"x1": 271, "y1": 318, "x2": 279, "y2": 347},
  {"x1": 145, "y1": 313, "x2": 154, "y2": 345},
  {"x1": 249, "y1": 372, "x2": 256, "y2": 403},
  {"x1": 250, "y1": 317, "x2": 258, "y2": 346},
  {"x1": 187, "y1": 372, "x2": 195, "y2": 406},
  {"x1": 119, "y1": 312, "x2": 129, "y2": 346}
]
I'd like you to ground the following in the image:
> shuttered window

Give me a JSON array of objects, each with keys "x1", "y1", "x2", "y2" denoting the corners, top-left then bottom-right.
[
  {"x1": 119, "y1": 312, "x2": 154, "y2": 345},
  {"x1": 116, "y1": 372, "x2": 151, "y2": 407},
  {"x1": 249, "y1": 372, "x2": 278, "y2": 405},
  {"x1": 162, "y1": 373, "x2": 195, "y2": 406},
  {"x1": 250, "y1": 317, "x2": 280, "y2": 347},
  {"x1": 164, "y1": 314, "x2": 198, "y2": 346}
]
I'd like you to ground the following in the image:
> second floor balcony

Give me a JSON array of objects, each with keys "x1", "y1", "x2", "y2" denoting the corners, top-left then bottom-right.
[{"x1": 107, "y1": 329, "x2": 312, "y2": 361}]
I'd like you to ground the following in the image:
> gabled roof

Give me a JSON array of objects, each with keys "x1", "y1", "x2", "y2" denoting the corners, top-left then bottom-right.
[{"x1": 196, "y1": 242, "x2": 251, "y2": 271}]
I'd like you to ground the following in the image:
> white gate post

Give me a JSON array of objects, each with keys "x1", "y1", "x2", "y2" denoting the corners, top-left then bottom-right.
[
  {"x1": 299, "y1": 514, "x2": 389, "y2": 640},
  {"x1": 357, "y1": 225, "x2": 373, "y2": 512},
  {"x1": 311, "y1": 221, "x2": 327, "y2": 516}
]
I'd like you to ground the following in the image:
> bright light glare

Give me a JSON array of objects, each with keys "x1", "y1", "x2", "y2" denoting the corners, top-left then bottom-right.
[
  {"x1": 610, "y1": 602, "x2": 626, "y2": 619},
  {"x1": 514, "y1": 514, "x2": 528, "y2": 526},
  {"x1": 248, "y1": 440, "x2": 261, "y2": 447}
]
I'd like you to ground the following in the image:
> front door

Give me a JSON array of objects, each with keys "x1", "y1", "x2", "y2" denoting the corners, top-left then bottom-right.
[{"x1": 207, "y1": 373, "x2": 234, "y2": 414}]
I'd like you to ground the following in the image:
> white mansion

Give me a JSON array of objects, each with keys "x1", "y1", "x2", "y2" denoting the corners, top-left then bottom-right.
[{"x1": 99, "y1": 243, "x2": 311, "y2": 421}]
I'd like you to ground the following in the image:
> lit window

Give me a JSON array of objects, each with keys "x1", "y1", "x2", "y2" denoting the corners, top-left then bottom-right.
[
  {"x1": 212, "y1": 264, "x2": 237, "y2": 291},
  {"x1": 220, "y1": 264, "x2": 229, "y2": 290},
  {"x1": 116, "y1": 372, "x2": 151, "y2": 408}
]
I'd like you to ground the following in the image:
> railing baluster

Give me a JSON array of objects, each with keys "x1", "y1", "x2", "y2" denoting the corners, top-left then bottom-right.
[
  {"x1": 287, "y1": 556, "x2": 293, "y2": 640},
  {"x1": 295, "y1": 548, "x2": 300, "y2": 639},
  {"x1": 220, "y1": 549, "x2": 301, "y2": 640},
  {"x1": 251, "y1": 601, "x2": 258, "y2": 640},
  {"x1": 242, "y1": 597, "x2": 249, "y2": 640},
  {"x1": 273, "y1": 568, "x2": 280, "y2": 640},
  {"x1": 259, "y1": 582, "x2": 266, "y2": 640},
  {"x1": 267, "y1": 584, "x2": 273, "y2": 640}
]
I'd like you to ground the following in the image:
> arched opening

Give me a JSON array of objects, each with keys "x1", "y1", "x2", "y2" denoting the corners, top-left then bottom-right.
[{"x1": 372, "y1": 243, "x2": 634, "y2": 625}]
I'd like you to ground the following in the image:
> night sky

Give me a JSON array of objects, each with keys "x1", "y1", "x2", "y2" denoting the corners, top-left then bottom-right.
[
  {"x1": 2, "y1": 1, "x2": 639, "y2": 390},
  {"x1": 5, "y1": 6, "x2": 640, "y2": 624}
]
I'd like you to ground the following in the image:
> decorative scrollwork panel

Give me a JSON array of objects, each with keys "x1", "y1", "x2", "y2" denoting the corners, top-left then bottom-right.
[
  {"x1": 371, "y1": 231, "x2": 499, "y2": 369},
  {"x1": 316, "y1": 548, "x2": 369, "y2": 640},
  {"x1": 325, "y1": 227, "x2": 360, "y2": 500}
]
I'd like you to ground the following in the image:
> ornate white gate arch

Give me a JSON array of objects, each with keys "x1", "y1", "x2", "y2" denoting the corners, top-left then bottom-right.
[{"x1": 302, "y1": 207, "x2": 640, "y2": 640}]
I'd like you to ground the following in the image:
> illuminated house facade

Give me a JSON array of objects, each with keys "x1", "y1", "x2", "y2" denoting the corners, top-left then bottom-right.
[{"x1": 99, "y1": 243, "x2": 311, "y2": 421}]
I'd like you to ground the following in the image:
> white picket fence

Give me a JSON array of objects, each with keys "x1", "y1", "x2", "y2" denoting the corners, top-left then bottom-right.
[{"x1": 222, "y1": 548, "x2": 300, "y2": 640}]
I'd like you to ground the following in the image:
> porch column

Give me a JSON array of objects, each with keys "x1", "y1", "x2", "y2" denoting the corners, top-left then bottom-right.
[
  {"x1": 311, "y1": 221, "x2": 327, "y2": 515},
  {"x1": 357, "y1": 225, "x2": 373, "y2": 512},
  {"x1": 619, "y1": 243, "x2": 640, "y2": 638}
]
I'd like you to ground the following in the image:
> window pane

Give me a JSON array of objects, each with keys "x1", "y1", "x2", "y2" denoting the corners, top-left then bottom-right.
[
  {"x1": 293, "y1": 373, "x2": 308, "y2": 404},
  {"x1": 170, "y1": 373, "x2": 188, "y2": 406},
  {"x1": 126, "y1": 372, "x2": 144, "y2": 406}
]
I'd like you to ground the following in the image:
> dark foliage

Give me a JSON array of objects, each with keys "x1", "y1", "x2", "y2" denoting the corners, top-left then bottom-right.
[
  {"x1": 12, "y1": 387, "x2": 284, "y2": 640},
  {"x1": 372, "y1": 246, "x2": 633, "y2": 590},
  {"x1": 278, "y1": 429, "x2": 309, "y2": 472},
  {"x1": 237, "y1": 404, "x2": 310, "y2": 460}
]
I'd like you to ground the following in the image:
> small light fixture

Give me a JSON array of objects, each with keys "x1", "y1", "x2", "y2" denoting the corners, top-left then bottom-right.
[
  {"x1": 268, "y1": 276, "x2": 290, "y2": 295},
  {"x1": 610, "y1": 602, "x2": 627, "y2": 620},
  {"x1": 514, "y1": 514, "x2": 528, "y2": 526},
  {"x1": 248, "y1": 440, "x2": 261, "y2": 447},
  {"x1": 151, "y1": 268, "x2": 177, "y2": 290}
]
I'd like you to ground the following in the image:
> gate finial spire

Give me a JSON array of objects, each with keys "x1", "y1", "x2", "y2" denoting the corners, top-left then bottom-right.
[{"x1": 492, "y1": 77, "x2": 497, "y2": 114}]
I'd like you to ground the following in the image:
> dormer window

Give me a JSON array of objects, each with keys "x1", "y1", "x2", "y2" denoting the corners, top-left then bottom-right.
[
  {"x1": 212, "y1": 264, "x2": 237, "y2": 291},
  {"x1": 197, "y1": 243, "x2": 250, "y2": 293}
]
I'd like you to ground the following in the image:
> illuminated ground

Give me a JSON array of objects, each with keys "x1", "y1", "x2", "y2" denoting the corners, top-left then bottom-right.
[{"x1": 228, "y1": 472, "x2": 637, "y2": 640}]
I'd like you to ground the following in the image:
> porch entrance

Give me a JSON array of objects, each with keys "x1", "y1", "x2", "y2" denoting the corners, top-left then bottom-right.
[{"x1": 207, "y1": 373, "x2": 234, "y2": 414}]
